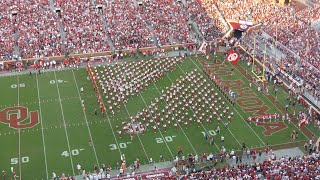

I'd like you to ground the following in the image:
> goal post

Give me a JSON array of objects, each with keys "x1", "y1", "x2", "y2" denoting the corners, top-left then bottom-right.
[{"x1": 251, "y1": 37, "x2": 266, "y2": 82}]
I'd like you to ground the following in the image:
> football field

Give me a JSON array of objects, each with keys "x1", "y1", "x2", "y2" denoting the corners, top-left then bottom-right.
[{"x1": 0, "y1": 56, "x2": 310, "y2": 179}]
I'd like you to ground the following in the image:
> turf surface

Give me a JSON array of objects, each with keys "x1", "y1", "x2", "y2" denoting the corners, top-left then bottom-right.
[{"x1": 0, "y1": 56, "x2": 311, "y2": 179}]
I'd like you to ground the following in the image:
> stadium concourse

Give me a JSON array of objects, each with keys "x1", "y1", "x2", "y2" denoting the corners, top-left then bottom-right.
[{"x1": 0, "y1": 0, "x2": 320, "y2": 179}]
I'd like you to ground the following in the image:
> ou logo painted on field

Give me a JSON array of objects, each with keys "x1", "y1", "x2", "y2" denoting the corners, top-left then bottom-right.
[
  {"x1": 0, "y1": 107, "x2": 39, "y2": 129},
  {"x1": 228, "y1": 53, "x2": 239, "y2": 62}
]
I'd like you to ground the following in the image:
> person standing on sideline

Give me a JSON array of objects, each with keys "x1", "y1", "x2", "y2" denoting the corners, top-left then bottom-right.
[{"x1": 77, "y1": 164, "x2": 81, "y2": 175}]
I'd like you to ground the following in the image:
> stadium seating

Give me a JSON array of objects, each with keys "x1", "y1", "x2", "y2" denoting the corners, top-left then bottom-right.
[
  {"x1": 138, "y1": 0, "x2": 193, "y2": 45},
  {"x1": 17, "y1": 0, "x2": 63, "y2": 59},
  {"x1": 0, "y1": 0, "x2": 15, "y2": 60},
  {"x1": 103, "y1": 0, "x2": 154, "y2": 50},
  {"x1": 186, "y1": 0, "x2": 228, "y2": 41},
  {"x1": 178, "y1": 152, "x2": 320, "y2": 179},
  {"x1": 57, "y1": 0, "x2": 110, "y2": 54}
]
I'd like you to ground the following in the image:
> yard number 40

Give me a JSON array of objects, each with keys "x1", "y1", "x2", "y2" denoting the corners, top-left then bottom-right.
[{"x1": 61, "y1": 149, "x2": 84, "y2": 157}]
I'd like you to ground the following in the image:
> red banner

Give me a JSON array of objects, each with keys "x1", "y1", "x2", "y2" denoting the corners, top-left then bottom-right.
[{"x1": 226, "y1": 50, "x2": 240, "y2": 65}]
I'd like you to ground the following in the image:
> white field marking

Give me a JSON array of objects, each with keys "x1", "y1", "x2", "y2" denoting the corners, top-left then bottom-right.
[
  {"x1": 170, "y1": 66, "x2": 242, "y2": 149},
  {"x1": 162, "y1": 74, "x2": 221, "y2": 152},
  {"x1": 16, "y1": 75, "x2": 22, "y2": 180},
  {"x1": 123, "y1": 104, "x2": 150, "y2": 161},
  {"x1": 257, "y1": 139, "x2": 307, "y2": 149},
  {"x1": 35, "y1": 73, "x2": 49, "y2": 180},
  {"x1": 71, "y1": 69, "x2": 100, "y2": 166},
  {"x1": 188, "y1": 57, "x2": 266, "y2": 146},
  {"x1": 91, "y1": 72, "x2": 123, "y2": 158},
  {"x1": 150, "y1": 82, "x2": 200, "y2": 155},
  {"x1": 53, "y1": 71, "x2": 75, "y2": 175},
  {"x1": 137, "y1": 91, "x2": 175, "y2": 158},
  {"x1": 215, "y1": 54, "x2": 309, "y2": 140}
]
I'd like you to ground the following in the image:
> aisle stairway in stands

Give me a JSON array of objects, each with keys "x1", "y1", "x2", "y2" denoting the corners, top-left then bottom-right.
[
  {"x1": 50, "y1": 0, "x2": 66, "y2": 56},
  {"x1": 181, "y1": 0, "x2": 205, "y2": 43},
  {"x1": 99, "y1": 8, "x2": 116, "y2": 52},
  {"x1": 94, "y1": 0, "x2": 116, "y2": 52},
  {"x1": 134, "y1": 0, "x2": 161, "y2": 47}
]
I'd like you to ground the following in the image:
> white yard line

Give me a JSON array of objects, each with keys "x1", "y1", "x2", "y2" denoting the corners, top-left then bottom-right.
[
  {"x1": 188, "y1": 57, "x2": 266, "y2": 146},
  {"x1": 35, "y1": 73, "x2": 49, "y2": 180},
  {"x1": 257, "y1": 139, "x2": 307, "y2": 149},
  {"x1": 71, "y1": 70, "x2": 100, "y2": 167},
  {"x1": 53, "y1": 71, "x2": 75, "y2": 175},
  {"x1": 123, "y1": 104, "x2": 150, "y2": 161},
  {"x1": 174, "y1": 64, "x2": 242, "y2": 148},
  {"x1": 137, "y1": 91, "x2": 175, "y2": 158},
  {"x1": 17, "y1": 75, "x2": 22, "y2": 180}
]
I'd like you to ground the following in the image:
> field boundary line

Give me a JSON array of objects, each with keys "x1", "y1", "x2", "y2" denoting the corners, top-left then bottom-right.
[
  {"x1": 35, "y1": 73, "x2": 49, "y2": 179},
  {"x1": 188, "y1": 57, "x2": 266, "y2": 146},
  {"x1": 17, "y1": 75, "x2": 22, "y2": 180},
  {"x1": 137, "y1": 91, "x2": 176, "y2": 158},
  {"x1": 53, "y1": 71, "x2": 75, "y2": 175},
  {"x1": 71, "y1": 70, "x2": 100, "y2": 167}
]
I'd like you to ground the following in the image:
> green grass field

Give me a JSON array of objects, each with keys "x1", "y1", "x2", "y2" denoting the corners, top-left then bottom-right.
[{"x1": 0, "y1": 56, "x2": 311, "y2": 179}]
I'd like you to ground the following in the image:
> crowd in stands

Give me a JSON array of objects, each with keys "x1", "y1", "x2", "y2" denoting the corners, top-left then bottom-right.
[
  {"x1": 103, "y1": 0, "x2": 154, "y2": 50},
  {"x1": 57, "y1": 0, "x2": 110, "y2": 54},
  {"x1": 17, "y1": 0, "x2": 63, "y2": 59},
  {"x1": 186, "y1": 0, "x2": 228, "y2": 41},
  {"x1": 138, "y1": 0, "x2": 193, "y2": 45},
  {"x1": 72, "y1": 143, "x2": 320, "y2": 179},
  {"x1": 179, "y1": 152, "x2": 320, "y2": 179},
  {"x1": 0, "y1": 0, "x2": 16, "y2": 60}
]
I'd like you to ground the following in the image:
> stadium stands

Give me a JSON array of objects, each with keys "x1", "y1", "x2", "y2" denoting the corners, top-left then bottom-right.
[
  {"x1": 103, "y1": 0, "x2": 154, "y2": 50},
  {"x1": 1, "y1": 0, "x2": 320, "y2": 179},
  {"x1": 0, "y1": 0, "x2": 15, "y2": 61},
  {"x1": 178, "y1": 152, "x2": 320, "y2": 179},
  {"x1": 57, "y1": 0, "x2": 110, "y2": 54},
  {"x1": 138, "y1": 0, "x2": 193, "y2": 45},
  {"x1": 186, "y1": 0, "x2": 228, "y2": 41},
  {"x1": 17, "y1": 0, "x2": 63, "y2": 59}
]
